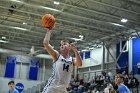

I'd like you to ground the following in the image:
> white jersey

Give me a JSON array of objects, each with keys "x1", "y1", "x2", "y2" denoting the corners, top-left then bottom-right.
[{"x1": 42, "y1": 55, "x2": 74, "y2": 93}]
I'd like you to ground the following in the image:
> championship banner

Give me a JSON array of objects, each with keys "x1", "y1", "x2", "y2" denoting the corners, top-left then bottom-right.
[
  {"x1": 85, "y1": 51, "x2": 90, "y2": 59},
  {"x1": 4, "y1": 56, "x2": 16, "y2": 78},
  {"x1": 29, "y1": 58, "x2": 39, "y2": 80}
]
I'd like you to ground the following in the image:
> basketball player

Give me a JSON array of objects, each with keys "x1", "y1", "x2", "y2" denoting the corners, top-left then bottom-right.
[{"x1": 42, "y1": 28, "x2": 82, "y2": 93}]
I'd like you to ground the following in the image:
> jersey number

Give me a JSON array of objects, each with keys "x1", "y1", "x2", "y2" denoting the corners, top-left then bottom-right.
[{"x1": 63, "y1": 63, "x2": 69, "y2": 72}]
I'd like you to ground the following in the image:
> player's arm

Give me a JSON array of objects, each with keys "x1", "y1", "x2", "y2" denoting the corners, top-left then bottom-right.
[
  {"x1": 43, "y1": 29, "x2": 59, "y2": 61},
  {"x1": 71, "y1": 43, "x2": 82, "y2": 67}
]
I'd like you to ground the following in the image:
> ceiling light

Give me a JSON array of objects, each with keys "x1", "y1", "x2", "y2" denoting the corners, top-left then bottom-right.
[
  {"x1": 89, "y1": 47, "x2": 94, "y2": 50},
  {"x1": 54, "y1": 1, "x2": 60, "y2": 5},
  {"x1": 2, "y1": 36, "x2": 6, "y2": 39},
  {"x1": 110, "y1": 23, "x2": 124, "y2": 27},
  {"x1": 11, "y1": 0, "x2": 21, "y2": 3},
  {"x1": 0, "y1": 40, "x2": 8, "y2": 43},
  {"x1": 81, "y1": 49, "x2": 88, "y2": 52},
  {"x1": 79, "y1": 35, "x2": 84, "y2": 40},
  {"x1": 79, "y1": 35, "x2": 83, "y2": 38},
  {"x1": 36, "y1": 54, "x2": 51, "y2": 59},
  {"x1": 23, "y1": 22, "x2": 27, "y2": 25},
  {"x1": 12, "y1": 27, "x2": 27, "y2": 31},
  {"x1": 121, "y1": 18, "x2": 128, "y2": 23},
  {"x1": 40, "y1": 6, "x2": 60, "y2": 12},
  {"x1": 69, "y1": 37, "x2": 83, "y2": 41}
]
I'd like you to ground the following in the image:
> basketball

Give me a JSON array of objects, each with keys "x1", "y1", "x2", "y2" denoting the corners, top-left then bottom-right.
[{"x1": 41, "y1": 14, "x2": 55, "y2": 29}]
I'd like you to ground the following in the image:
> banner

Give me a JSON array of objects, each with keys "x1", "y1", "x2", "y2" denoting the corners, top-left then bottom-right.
[
  {"x1": 29, "y1": 58, "x2": 39, "y2": 80},
  {"x1": 4, "y1": 56, "x2": 16, "y2": 78},
  {"x1": 85, "y1": 51, "x2": 90, "y2": 59}
]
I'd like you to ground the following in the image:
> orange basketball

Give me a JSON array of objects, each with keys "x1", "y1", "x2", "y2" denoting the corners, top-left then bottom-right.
[{"x1": 41, "y1": 14, "x2": 55, "y2": 29}]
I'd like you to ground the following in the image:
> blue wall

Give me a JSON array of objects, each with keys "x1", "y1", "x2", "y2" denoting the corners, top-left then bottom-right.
[
  {"x1": 132, "y1": 38, "x2": 140, "y2": 75},
  {"x1": 116, "y1": 41, "x2": 128, "y2": 74}
]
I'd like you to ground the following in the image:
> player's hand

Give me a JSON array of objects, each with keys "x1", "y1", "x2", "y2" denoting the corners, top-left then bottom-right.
[
  {"x1": 46, "y1": 23, "x2": 55, "y2": 30},
  {"x1": 46, "y1": 26, "x2": 52, "y2": 30},
  {"x1": 46, "y1": 28, "x2": 51, "y2": 32},
  {"x1": 70, "y1": 43, "x2": 77, "y2": 52}
]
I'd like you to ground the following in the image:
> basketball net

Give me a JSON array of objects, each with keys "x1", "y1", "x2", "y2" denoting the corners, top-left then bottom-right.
[
  {"x1": 30, "y1": 46, "x2": 35, "y2": 54},
  {"x1": 28, "y1": 46, "x2": 35, "y2": 56}
]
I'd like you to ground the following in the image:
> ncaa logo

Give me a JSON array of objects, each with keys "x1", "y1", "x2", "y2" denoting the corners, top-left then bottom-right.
[{"x1": 15, "y1": 83, "x2": 24, "y2": 93}]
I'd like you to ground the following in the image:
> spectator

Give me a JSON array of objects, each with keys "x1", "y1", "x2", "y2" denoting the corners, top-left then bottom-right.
[
  {"x1": 92, "y1": 87, "x2": 99, "y2": 93},
  {"x1": 128, "y1": 73, "x2": 139, "y2": 88},
  {"x1": 112, "y1": 76, "x2": 118, "y2": 91},
  {"x1": 137, "y1": 61, "x2": 140, "y2": 74},
  {"x1": 104, "y1": 81, "x2": 113, "y2": 93},
  {"x1": 7, "y1": 81, "x2": 19, "y2": 93},
  {"x1": 115, "y1": 74, "x2": 130, "y2": 93},
  {"x1": 127, "y1": 73, "x2": 139, "y2": 92}
]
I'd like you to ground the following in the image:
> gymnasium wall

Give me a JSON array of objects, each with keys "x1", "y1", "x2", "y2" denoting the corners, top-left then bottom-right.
[
  {"x1": 80, "y1": 43, "x2": 116, "y2": 68},
  {"x1": 0, "y1": 54, "x2": 53, "y2": 80},
  {"x1": 132, "y1": 38, "x2": 140, "y2": 75},
  {"x1": 81, "y1": 46, "x2": 103, "y2": 68},
  {"x1": 0, "y1": 53, "x2": 53, "y2": 92},
  {"x1": 78, "y1": 43, "x2": 116, "y2": 79}
]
